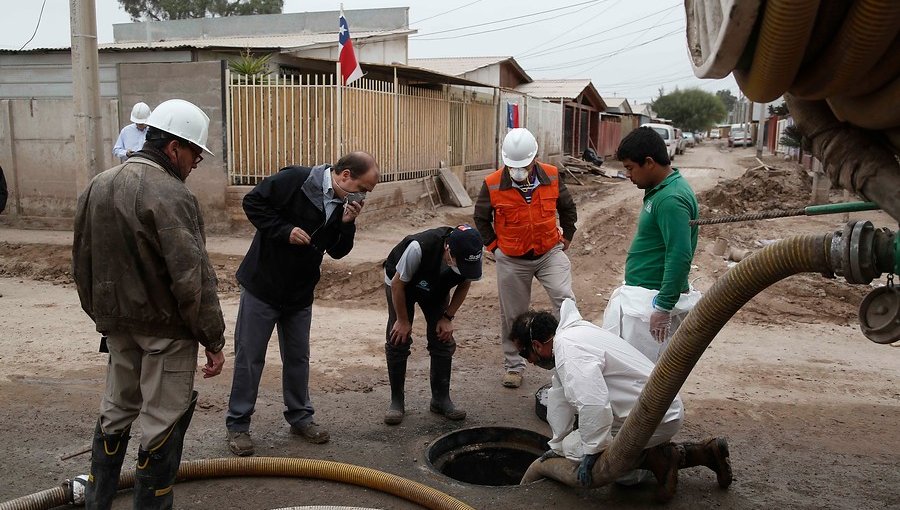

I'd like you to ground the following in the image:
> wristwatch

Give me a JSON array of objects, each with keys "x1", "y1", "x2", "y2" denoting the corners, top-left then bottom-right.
[{"x1": 442, "y1": 311, "x2": 455, "y2": 321}]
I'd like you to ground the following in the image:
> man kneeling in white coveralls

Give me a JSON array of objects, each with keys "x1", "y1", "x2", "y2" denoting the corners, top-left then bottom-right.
[{"x1": 512, "y1": 299, "x2": 732, "y2": 502}]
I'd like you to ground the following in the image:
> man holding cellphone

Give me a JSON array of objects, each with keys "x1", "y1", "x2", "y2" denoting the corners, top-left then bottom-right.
[{"x1": 225, "y1": 152, "x2": 379, "y2": 456}]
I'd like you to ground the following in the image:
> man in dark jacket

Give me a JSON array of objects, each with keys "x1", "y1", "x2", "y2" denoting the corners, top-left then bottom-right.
[
  {"x1": 226, "y1": 151, "x2": 379, "y2": 456},
  {"x1": 73, "y1": 99, "x2": 226, "y2": 509},
  {"x1": 382, "y1": 224, "x2": 483, "y2": 425}
]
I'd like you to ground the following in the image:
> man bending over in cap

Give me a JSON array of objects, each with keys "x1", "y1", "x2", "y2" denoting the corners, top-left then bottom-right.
[{"x1": 382, "y1": 225, "x2": 484, "y2": 425}]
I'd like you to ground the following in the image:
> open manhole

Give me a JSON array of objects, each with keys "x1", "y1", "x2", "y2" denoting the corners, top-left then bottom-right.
[{"x1": 426, "y1": 426, "x2": 550, "y2": 486}]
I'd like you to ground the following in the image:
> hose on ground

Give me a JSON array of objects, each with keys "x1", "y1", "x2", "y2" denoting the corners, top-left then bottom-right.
[
  {"x1": 0, "y1": 457, "x2": 475, "y2": 510},
  {"x1": 522, "y1": 234, "x2": 831, "y2": 486}
]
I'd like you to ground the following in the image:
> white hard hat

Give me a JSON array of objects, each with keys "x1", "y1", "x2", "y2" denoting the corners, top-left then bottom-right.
[
  {"x1": 130, "y1": 102, "x2": 151, "y2": 123},
  {"x1": 502, "y1": 128, "x2": 538, "y2": 167},
  {"x1": 145, "y1": 99, "x2": 213, "y2": 155}
]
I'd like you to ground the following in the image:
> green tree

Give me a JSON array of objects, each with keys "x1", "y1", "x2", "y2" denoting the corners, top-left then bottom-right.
[
  {"x1": 119, "y1": 0, "x2": 283, "y2": 21},
  {"x1": 650, "y1": 88, "x2": 727, "y2": 133},
  {"x1": 715, "y1": 89, "x2": 737, "y2": 114}
]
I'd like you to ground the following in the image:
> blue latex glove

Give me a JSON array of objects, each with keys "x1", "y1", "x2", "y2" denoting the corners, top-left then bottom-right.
[
  {"x1": 538, "y1": 450, "x2": 562, "y2": 463},
  {"x1": 577, "y1": 453, "x2": 601, "y2": 487}
]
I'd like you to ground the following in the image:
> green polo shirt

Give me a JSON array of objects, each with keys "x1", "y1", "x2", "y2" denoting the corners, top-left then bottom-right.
[{"x1": 623, "y1": 169, "x2": 699, "y2": 311}]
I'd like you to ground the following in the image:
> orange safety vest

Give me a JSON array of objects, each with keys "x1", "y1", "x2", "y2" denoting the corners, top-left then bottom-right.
[{"x1": 485, "y1": 162, "x2": 562, "y2": 257}]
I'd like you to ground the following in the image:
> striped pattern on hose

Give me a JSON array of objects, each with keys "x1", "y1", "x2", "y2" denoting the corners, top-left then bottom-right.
[
  {"x1": 734, "y1": 0, "x2": 821, "y2": 102},
  {"x1": 689, "y1": 208, "x2": 806, "y2": 226},
  {"x1": 0, "y1": 458, "x2": 475, "y2": 510}
]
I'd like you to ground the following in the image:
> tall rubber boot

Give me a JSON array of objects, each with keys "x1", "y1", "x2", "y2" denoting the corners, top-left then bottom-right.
[
  {"x1": 133, "y1": 391, "x2": 198, "y2": 510},
  {"x1": 677, "y1": 437, "x2": 733, "y2": 488},
  {"x1": 428, "y1": 356, "x2": 466, "y2": 420},
  {"x1": 85, "y1": 420, "x2": 131, "y2": 510},
  {"x1": 384, "y1": 356, "x2": 407, "y2": 425},
  {"x1": 637, "y1": 442, "x2": 682, "y2": 503}
]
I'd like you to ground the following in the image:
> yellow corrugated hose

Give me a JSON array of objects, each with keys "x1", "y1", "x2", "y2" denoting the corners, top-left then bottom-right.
[
  {"x1": 730, "y1": 0, "x2": 900, "y2": 108},
  {"x1": 733, "y1": 0, "x2": 821, "y2": 102},
  {"x1": 0, "y1": 457, "x2": 475, "y2": 510},
  {"x1": 523, "y1": 234, "x2": 832, "y2": 486}
]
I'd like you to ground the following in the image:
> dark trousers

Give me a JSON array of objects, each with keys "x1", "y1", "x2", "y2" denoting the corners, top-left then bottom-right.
[
  {"x1": 384, "y1": 284, "x2": 455, "y2": 361},
  {"x1": 226, "y1": 288, "x2": 314, "y2": 431}
]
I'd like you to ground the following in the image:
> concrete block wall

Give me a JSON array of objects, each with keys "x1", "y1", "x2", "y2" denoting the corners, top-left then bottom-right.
[
  {"x1": 0, "y1": 98, "x2": 118, "y2": 222},
  {"x1": 119, "y1": 60, "x2": 230, "y2": 232}
]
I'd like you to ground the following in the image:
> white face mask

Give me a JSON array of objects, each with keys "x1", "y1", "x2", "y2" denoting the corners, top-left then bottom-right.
[
  {"x1": 509, "y1": 167, "x2": 529, "y2": 182},
  {"x1": 449, "y1": 265, "x2": 461, "y2": 275}
]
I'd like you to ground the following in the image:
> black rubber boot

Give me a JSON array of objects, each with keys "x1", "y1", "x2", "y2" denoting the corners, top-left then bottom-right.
[
  {"x1": 428, "y1": 356, "x2": 466, "y2": 420},
  {"x1": 678, "y1": 437, "x2": 733, "y2": 489},
  {"x1": 384, "y1": 357, "x2": 407, "y2": 425},
  {"x1": 637, "y1": 442, "x2": 682, "y2": 503},
  {"x1": 133, "y1": 391, "x2": 198, "y2": 509},
  {"x1": 85, "y1": 420, "x2": 131, "y2": 510}
]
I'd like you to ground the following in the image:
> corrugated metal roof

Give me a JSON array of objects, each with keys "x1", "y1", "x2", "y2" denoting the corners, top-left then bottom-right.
[
  {"x1": 515, "y1": 79, "x2": 593, "y2": 99},
  {"x1": 407, "y1": 56, "x2": 513, "y2": 77},
  {"x1": 99, "y1": 29, "x2": 413, "y2": 51},
  {"x1": 602, "y1": 96, "x2": 632, "y2": 113},
  {"x1": 3, "y1": 29, "x2": 412, "y2": 53}
]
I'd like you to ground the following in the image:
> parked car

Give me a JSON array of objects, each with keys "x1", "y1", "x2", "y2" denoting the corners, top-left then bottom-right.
[
  {"x1": 709, "y1": 128, "x2": 720, "y2": 139},
  {"x1": 683, "y1": 132, "x2": 696, "y2": 148},
  {"x1": 641, "y1": 122, "x2": 677, "y2": 160},
  {"x1": 728, "y1": 128, "x2": 752, "y2": 147}
]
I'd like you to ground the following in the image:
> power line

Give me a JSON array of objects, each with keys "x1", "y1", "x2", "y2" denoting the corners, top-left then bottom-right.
[
  {"x1": 517, "y1": 2, "x2": 680, "y2": 59},
  {"x1": 409, "y1": 0, "x2": 485, "y2": 26},
  {"x1": 515, "y1": 0, "x2": 621, "y2": 57},
  {"x1": 564, "y1": 6, "x2": 684, "y2": 77},
  {"x1": 519, "y1": 18, "x2": 682, "y2": 60},
  {"x1": 410, "y1": 0, "x2": 601, "y2": 40},
  {"x1": 18, "y1": 0, "x2": 48, "y2": 51},
  {"x1": 525, "y1": 28, "x2": 682, "y2": 72}
]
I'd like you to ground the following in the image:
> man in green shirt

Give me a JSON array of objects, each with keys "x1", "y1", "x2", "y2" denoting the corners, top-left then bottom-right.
[{"x1": 602, "y1": 127, "x2": 701, "y2": 362}]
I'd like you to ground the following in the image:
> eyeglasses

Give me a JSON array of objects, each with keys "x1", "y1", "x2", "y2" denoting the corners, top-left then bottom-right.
[{"x1": 178, "y1": 143, "x2": 203, "y2": 165}]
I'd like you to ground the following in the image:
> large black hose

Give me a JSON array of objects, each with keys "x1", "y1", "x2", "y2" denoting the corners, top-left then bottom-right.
[
  {"x1": 523, "y1": 234, "x2": 832, "y2": 485},
  {"x1": 0, "y1": 457, "x2": 475, "y2": 510}
]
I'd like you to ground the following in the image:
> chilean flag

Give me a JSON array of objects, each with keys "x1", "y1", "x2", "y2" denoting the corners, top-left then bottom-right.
[{"x1": 339, "y1": 10, "x2": 364, "y2": 86}]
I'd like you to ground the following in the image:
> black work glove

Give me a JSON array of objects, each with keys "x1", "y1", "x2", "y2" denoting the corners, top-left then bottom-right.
[
  {"x1": 538, "y1": 450, "x2": 562, "y2": 463},
  {"x1": 577, "y1": 452, "x2": 601, "y2": 487}
]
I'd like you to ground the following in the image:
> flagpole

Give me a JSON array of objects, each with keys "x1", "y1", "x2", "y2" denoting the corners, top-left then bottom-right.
[
  {"x1": 337, "y1": 60, "x2": 343, "y2": 160},
  {"x1": 336, "y1": 3, "x2": 344, "y2": 159}
]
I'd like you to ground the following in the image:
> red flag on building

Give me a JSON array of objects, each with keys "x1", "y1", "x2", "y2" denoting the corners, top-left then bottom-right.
[{"x1": 339, "y1": 9, "x2": 364, "y2": 85}]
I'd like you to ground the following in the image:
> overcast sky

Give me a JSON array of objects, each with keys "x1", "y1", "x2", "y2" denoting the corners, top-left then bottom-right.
[{"x1": 1, "y1": 0, "x2": 740, "y2": 105}]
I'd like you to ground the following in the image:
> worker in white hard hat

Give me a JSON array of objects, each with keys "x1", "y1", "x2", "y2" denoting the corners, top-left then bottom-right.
[
  {"x1": 73, "y1": 98, "x2": 226, "y2": 509},
  {"x1": 112, "y1": 102, "x2": 152, "y2": 162},
  {"x1": 473, "y1": 127, "x2": 578, "y2": 389}
]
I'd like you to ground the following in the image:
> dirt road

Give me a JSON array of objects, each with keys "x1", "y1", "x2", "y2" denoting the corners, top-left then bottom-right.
[{"x1": 1, "y1": 143, "x2": 898, "y2": 509}]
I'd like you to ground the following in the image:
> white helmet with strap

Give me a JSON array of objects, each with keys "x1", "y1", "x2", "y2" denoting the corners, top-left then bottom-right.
[
  {"x1": 145, "y1": 99, "x2": 213, "y2": 155},
  {"x1": 501, "y1": 128, "x2": 538, "y2": 167}
]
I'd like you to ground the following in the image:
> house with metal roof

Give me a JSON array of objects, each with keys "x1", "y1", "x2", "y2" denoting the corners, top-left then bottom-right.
[
  {"x1": 515, "y1": 79, "x2": 607, "y2": 157},
  {"x1": 0, "y1": 8, "x2": 500, "y2": 229},
  {"x1": 407, "y1": 56, "x2": 531, "y2": 89}
]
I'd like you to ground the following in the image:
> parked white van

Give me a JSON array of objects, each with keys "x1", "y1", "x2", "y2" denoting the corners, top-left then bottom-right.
[{"x1": 640, "y1": 123, "x2": 677, "y2": 161}]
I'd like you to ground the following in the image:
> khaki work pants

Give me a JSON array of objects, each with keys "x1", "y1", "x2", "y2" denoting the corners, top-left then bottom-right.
[
  {"x1": 100, "y1": 331, "x2": 198, "y2": 449},
  {"x1": 495, "y1": 244, "x2": 575, "y2": 373}
]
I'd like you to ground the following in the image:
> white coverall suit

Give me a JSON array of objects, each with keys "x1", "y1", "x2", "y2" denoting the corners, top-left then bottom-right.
[{"x1": 547, "y1": 299, "x2": 684, "y2": 480}]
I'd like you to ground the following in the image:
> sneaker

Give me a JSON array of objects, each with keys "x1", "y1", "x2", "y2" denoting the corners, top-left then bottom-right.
[
  {"x1": 226, "y1": 430, "x2": 254, "y2": 456},
  {"x1": 502, "y1": 371, "x2": 523, "y2": 388},
  {"x1": 290, "y1": 422, "x2": 330, "y2": 444}
]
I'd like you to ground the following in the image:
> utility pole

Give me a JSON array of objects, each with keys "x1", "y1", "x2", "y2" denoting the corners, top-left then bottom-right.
[
  {"x1": 745, "y1": 99, "x2": 753, "y2": 146},
  {"x1": 70, "y1": 0, "x2": 104, "y2": 193},
  {"x1": 756, "y1": 102, "x2": 767, "y2": 158}
]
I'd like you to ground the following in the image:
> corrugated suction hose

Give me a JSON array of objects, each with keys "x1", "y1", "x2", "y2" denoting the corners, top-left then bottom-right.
[
  {"x1": 0, "y1": 457, "x2": 475, "y2": 510},
  {"x1": 522, "y1": 234, "x2": 831, "y2": 486}
]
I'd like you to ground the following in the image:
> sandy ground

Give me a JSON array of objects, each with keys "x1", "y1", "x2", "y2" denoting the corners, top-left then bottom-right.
[{"x1": 1, "y1": 143, "x2": 899, "y2": 509}]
